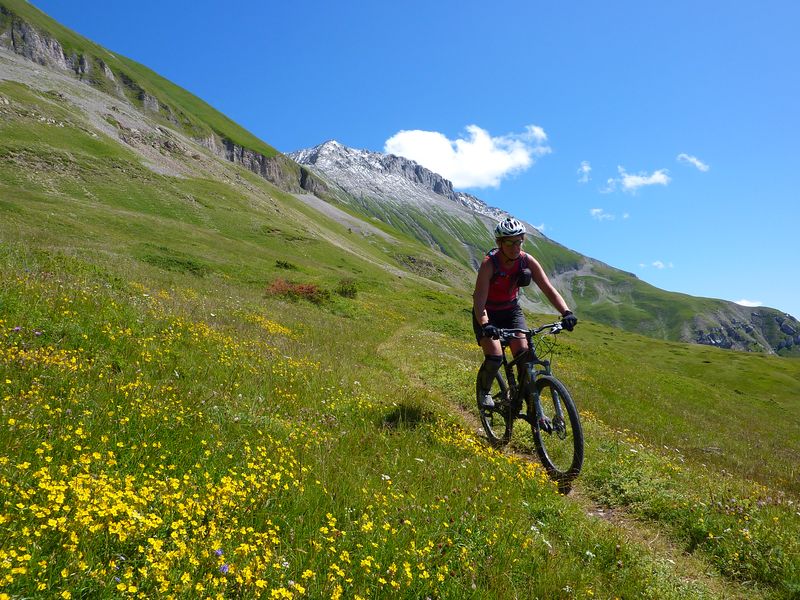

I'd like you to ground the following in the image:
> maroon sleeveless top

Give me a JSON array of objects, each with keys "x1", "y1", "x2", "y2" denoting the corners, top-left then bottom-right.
[{"x1": 484, "y1": 249, "x2": 527, "y2": 310}]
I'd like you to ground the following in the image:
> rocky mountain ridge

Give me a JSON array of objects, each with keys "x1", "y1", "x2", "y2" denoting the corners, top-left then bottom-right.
[
  {"x1": 290, "y1": 140, "x2": 533, "y2": 270},
  {"x1": 290, "y1": 140, "x2": 508, "y2": 222}
]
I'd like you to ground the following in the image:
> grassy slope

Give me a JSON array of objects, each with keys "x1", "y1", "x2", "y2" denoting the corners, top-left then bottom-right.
[
  {"x1": 1, "y1": 0, "x2": 279, "y2": 157},
  {"x1": 1, "y1": 66, "x2": 799, "y2": 600}
]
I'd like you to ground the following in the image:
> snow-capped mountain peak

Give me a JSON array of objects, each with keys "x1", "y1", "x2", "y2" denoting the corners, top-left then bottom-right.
[{"x1": 289, "y1": 140, "x2": 508, "y2": 221}]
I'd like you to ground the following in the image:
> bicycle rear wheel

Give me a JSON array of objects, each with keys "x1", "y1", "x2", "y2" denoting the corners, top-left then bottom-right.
[
  {"x1": 478, "y1": 373, "x2": 513, "y2": 447},
  {"x1": 529, "y1": 375, "x2": 584, "y2": 482}
]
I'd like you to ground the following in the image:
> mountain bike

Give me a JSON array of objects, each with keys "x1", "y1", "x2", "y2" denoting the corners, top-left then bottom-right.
[{"x1": 477, "y1": 321, "x2": 584, "y2": 485}]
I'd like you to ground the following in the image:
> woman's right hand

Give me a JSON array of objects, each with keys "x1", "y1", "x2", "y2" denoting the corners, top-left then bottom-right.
[{"x1": 482, "y1": 324, "x2": 500, "y2": 339}]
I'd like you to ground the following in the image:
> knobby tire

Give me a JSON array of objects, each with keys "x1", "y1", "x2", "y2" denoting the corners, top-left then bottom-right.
[
  {"x1": 478, "y1": 373, "x2": 513, "y2": 447},
  {"x1": 529, "y1": 375, "x2": 584, "y2": 483}
]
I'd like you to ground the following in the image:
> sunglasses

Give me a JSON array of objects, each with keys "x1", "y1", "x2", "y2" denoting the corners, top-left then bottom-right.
[{"x1": 501, "y1": 239, "x2": 524, "y2": 247}]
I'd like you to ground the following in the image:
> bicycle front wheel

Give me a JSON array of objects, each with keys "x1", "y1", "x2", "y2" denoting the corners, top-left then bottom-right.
[
  {"x1": 478, "y1": 373, "x2": 513, "y2": 447},
  {"x1": 529, "y1": 375, "x2": 584, "y2": 482}
]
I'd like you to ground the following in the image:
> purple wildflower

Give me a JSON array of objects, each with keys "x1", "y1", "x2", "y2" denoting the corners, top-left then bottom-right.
[
  {"x1": 219, "y1": 564, "x2": 229, "y2": 574},
  {"x1": 214, "y1": 548, "x2": 223, "y2": 557}
]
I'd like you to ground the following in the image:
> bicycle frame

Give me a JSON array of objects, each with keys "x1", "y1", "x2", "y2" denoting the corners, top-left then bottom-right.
[
  {"x1": 479, "y1": 321, "x2": 584, "y2": 486},
  {"x1": 497, "y1": 324, "x2": 564, "y2": 429}
]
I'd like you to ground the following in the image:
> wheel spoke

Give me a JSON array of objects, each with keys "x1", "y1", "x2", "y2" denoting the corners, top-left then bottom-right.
[
  {"x1": 478, "y1": 374, "x2": 513, "y2": 447},
  {"x1": 530, "y1": 376, "x2": 583, "y2": 482}
]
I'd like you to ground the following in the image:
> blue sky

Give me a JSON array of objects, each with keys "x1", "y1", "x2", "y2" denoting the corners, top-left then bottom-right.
[{"x1": 30, "y1": 0, "x2": 800, "y2": 317}]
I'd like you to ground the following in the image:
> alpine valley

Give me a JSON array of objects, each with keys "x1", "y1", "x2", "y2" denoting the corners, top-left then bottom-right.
[
  {"x1": 2, "y1": 0, "x2": 797, "y2": 355},
  {"x1": 1, "y1": 2, "x2": 799, "y2": 599}
]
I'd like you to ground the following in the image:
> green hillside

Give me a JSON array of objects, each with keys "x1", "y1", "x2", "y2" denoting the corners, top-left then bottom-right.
[
  {"x1": 0, "y1": 0, "x2": 280, "y2": 158},
  {"x1": 1, "y1": 6, "x2": 799, "y2": 599}
]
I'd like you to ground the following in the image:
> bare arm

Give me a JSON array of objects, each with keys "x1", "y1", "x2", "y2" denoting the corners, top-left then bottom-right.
[
  {"x1": 472, "y1": 259, "x2": 493, "y2": 325},
  {"x1": 528, "y1": 255, "x2": 571, "y2": 315}
]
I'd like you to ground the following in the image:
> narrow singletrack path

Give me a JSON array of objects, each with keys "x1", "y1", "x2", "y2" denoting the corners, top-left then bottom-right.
[{"x1": 377, "y1": 324, "x2": 767, "y2": 600}]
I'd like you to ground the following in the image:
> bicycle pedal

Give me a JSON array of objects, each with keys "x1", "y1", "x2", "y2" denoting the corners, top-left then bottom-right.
[{"x1": 538, "y1": 417, "x2": 553, "y2": 433}]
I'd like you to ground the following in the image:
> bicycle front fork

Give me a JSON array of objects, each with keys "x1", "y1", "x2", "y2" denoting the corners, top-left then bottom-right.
[{"x1": 528, "y1": 374, "x2": 566, "y2": 435}]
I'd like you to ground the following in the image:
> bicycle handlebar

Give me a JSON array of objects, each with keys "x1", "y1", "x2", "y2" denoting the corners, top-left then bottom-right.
[{"x1": 496, "y1": 321, "x2": 564, "y2": 340}]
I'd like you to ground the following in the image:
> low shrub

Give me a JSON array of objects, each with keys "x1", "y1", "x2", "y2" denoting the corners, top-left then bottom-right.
[
  {"x1": 335, "y1": 278, "x2": 357, "y2": 298},
  {"x1": 267, "y1": 277, "x2": 330, "y2": 304}
]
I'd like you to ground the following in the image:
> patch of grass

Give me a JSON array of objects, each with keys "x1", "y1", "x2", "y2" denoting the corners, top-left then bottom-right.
[
  {"x1": 275, "y1": 259, "x2": 298, "y2": 271},
  {"x1": 581, "y1": 416, "x2": 800, "y2": 595},
  {"x1": 381, "y1": 401, "x2": 435, "y2": 430},
  {"x1": 139, "y1": 250, "x2": 211, "y2": 277}
]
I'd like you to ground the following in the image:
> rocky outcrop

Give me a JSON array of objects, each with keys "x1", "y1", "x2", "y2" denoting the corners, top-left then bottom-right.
[
  {"x1": 0, "y1": 7, "x2": 140, "y2": 103},
  {"x1": 222, "y1": 139, "x2": 287, "y2": 183},
  {"x1": 142, "y1": 92, "x2": 160, "y2": 113},
  {"x1": 99, "y1": 58, "x2": 116, "y2": 82},
  {"x1": 292, "y1": 140, "x2": 463, "y2": 199},
  {"x1": 198, "y1": 135, "x2": 328, "y2": 196},
  {"x1": 455, "y1": 191, "x2": 506, "y2": 220},
  {"x1": 1, "y1": 8, "x2": 81, "y2": 74},
  {"x1": 298, "y1": 165, "x2": 328, "y2": 197},
  {"x1": 694, "y1": 311, "x2": 800, "y2": 354}
]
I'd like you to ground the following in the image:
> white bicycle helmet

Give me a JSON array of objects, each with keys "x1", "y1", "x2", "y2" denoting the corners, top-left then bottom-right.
[{"x1": 494, "y1": 217, "x2": 526, "y2": 238}]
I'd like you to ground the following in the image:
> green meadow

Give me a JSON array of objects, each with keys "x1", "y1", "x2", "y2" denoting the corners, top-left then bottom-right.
[{"x1": 1, "y1": 50, "x2": 799, "y2": 600}]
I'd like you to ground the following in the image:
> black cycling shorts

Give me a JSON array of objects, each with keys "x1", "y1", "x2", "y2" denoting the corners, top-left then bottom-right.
[{"x1": 472, "y1": 303, "x2": 527, "y2": 344}]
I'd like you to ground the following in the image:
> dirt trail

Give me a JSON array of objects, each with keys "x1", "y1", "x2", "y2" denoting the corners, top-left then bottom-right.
[
  {"x1": 565, "y1": 485, "x2": 763, "y2": 600},
  {"x1": 475, "y1": 411, "x2": 762, "y2": 598},
  {"x1": 377, "y1": 325, "x2": 766, "y2": 600}
]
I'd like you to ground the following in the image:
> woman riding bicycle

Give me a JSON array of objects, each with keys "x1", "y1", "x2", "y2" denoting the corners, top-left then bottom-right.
[{"x1": 473, "y1": 217, "x2": 577, "y2": 408}]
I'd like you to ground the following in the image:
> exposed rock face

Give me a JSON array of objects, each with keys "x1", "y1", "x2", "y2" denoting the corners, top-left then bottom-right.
[
  {"x1": 694, "y1": 311, "x2": 800, "y2": 353},
  {"x1": 2, "y1": 11, "x2": 68, "y2": 72},
  {"x1": 141, "y1": 92, "x2": 160, "y2": 113},
  {"x1": 298, "y1": 165, "x2": 328, "y2": 197},
  {"x1": 222, "y1": 139, "x2": 304, "y2": 191},
  {"x1": 195, "y1": 135, "x2": 327, "y2": 195},
  {"x1": 99, "y1": 58, "x2": 115, "y2": 81},
  {"x1": 289, "y1": 140, "x2": 539, "y2": 272}
]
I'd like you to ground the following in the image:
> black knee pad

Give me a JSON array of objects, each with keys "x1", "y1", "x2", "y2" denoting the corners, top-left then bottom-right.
[{"x1": 481, "y1": 354, "x2": 503, "y2": 375}]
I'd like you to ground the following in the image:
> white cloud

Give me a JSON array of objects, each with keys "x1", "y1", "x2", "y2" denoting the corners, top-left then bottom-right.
[
  {"x1": 734, "y1": 299, "x2": 762, "y2": 307},
  {"x1": 577, "y1": 161, "x2": 592, "y2": 184},
  {"x1": 641, "y1": 260, "x2": 674, "y2": 269},
  {"x1": 532, "y1": 223, "x2": 545, "y2": 232},
  {"x1": 590, "y1": 208, "x2": 614, "y2": 221},
  {"x1": 617, "y1": 166, "x2": 671, "y2": 192},
  {"x1": 600, "y1": 178, "x2": 617, "y2": 194},
  {"x1": 384, "y1": 124, "x2": 551, "y2": 189},
  {"x1": 677, "y1": 153, "x2": 710, "y2": 172}
]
